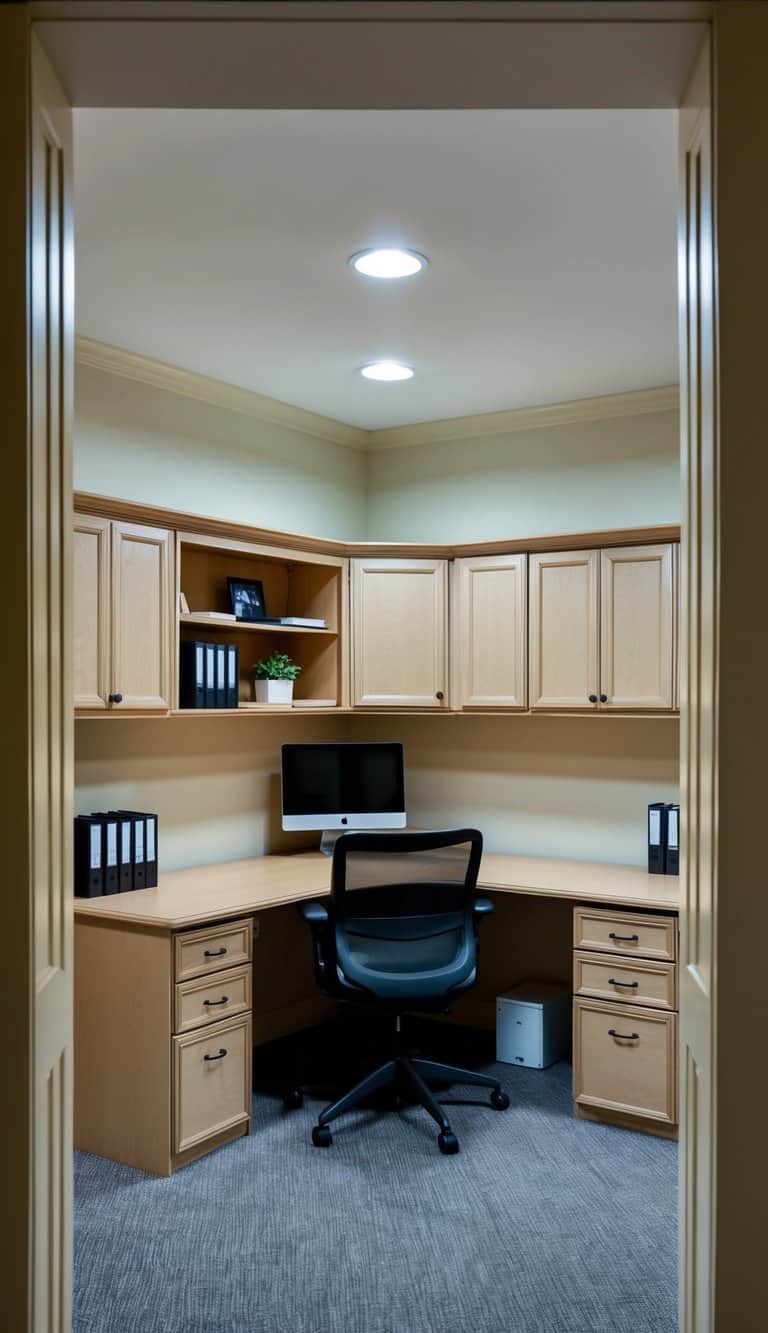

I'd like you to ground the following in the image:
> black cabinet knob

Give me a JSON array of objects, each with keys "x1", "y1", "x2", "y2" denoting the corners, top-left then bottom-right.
[
  {"x1": 108, "y1": 692, "x2": 123, "y2": 704},
  {"x1": 588, "y1": 694, "x2": 598, "y2": 703},
  {"x1": 600, "y1": 694, "x2": 608, "y2": 703},
  {"x1": 436, "y1": 691, "x2": 444, "y2": 701}
]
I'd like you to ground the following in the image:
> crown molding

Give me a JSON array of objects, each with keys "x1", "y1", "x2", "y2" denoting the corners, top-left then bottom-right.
[
  {"x1": 369, "y1": 385, "x2": 680, "y2": 451},
  {"x1": 75, "y1": 336, "x2": 369, "y2": 452},
  {"x1": 76, "y1": 336, "x2": 678, "y2": 455}
]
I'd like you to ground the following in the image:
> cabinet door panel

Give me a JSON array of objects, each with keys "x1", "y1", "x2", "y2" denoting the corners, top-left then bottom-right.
[
  {"x1": 111, "y1": 522, "x2": 173, "y2": 710},
  {"x1": 352, "y1": 559, "x2": 447, "y2": 707},
  {"x1": 600, "y1": 544, "x2": 674, "y2": 710},
  {"x1": 529, "y1": 550, "x2": 599, "y2": 709},
  {"x1": 73, "y1": 514, "x2": 110, "y2": 709},
  {"x1": 453, "y1": 555, "x2": 527, "y2": 709}
]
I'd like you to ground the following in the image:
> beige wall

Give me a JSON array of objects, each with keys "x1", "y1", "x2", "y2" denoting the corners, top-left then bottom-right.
[
  {"x1": 366, "y1": 409, "x2": 679, "y2": 542},
  {"x1": 352, "y1": 714, "x2": 679, "y2": 867},
  {"x1": 74, "y1": 715, "x2": 343, "y2": 871},
  {"x1": 75, "y1": 363, "x2": 367, "y2": 540}
]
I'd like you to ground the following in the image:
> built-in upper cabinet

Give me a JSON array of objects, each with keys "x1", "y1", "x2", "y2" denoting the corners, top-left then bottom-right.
[
  {"x1": 452, "y1": 554, "x2": 528, "y2": 709},
  {"x1": 351, "y1": 558, "x2": 448, "y2": 708},
  {"x1": 600, "y1": 544, "x2": 675, "y2": 711},
  {"x1": 529, "y1": 550, "x2": 600, "y2": 710},
  {"x1": 529, "y1": 543, "x2": 676, "y2": 712},
  {"x1": 74, "y1": 514, "x2": 173, "y2": 712}
]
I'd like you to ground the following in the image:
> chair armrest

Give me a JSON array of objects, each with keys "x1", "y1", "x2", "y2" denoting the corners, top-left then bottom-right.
[
  {"x1": 473, "y1": 897, "x2": 494, "y2": 918},
  {"x1": 300, "y1": 900, "x2": 330, "y2": 925}
]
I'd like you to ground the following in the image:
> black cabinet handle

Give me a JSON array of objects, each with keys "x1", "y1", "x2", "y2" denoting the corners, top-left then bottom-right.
[
  {"x1": 203, "y1": 947, "x2": 227, "y2": 957},
  {"x1": 108, "y1": 692, "x2": 123, "y2": 704},
  {"x1": 609, "y1": 932, "x2": 639, "y2": 942},
  {"x1": 204, "y1": 1048, "x2": 228, "y2": 1061},
  {"x1": 203, "y1": 996, "x2": 228, "y2": 1006},
  {"x1": 608, "y1": 1029, "x2": 639, "y2": 1041},
  {"x1": 600, "y1": 693, "x2": 608, "y2": 703},
  {"x1": 588, "y1": 694, "x2": 598, "y2": 703},
  {"x1": 436, "y1": 691, "x2": 444, "y2": 701},
  {"x1": 609, "y1": 978, "x2": 639, "y2": 989}
]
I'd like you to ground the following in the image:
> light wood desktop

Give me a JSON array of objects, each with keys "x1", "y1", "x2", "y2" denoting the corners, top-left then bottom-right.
[{"x1": 74, "y1": 850, "x2": 680, "y2": 1174}]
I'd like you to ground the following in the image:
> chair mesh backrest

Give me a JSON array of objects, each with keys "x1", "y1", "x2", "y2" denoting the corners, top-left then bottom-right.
[{"x1": 329, "y1": 830, "x2": 483, "y2": 997}]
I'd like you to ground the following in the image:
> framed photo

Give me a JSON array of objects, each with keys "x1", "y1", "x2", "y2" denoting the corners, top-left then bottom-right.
[{"x1": 227, "y1": 577, "x2": 267, "y2": 622}]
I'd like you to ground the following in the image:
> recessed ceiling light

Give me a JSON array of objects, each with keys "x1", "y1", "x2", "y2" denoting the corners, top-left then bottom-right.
[
  {"x1": 350, "y1": 248, "x2": 427, "y2": 279},
  {"x1": 360, "y1": 361, "x2": 415, "y2": 382}
]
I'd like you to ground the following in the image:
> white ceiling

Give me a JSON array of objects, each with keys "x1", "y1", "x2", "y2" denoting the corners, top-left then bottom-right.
[{"x1": 74, "y1": 109, "x2": 678, "y2": 431}]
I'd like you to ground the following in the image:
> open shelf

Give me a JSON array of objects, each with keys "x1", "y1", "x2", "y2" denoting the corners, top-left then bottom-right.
[{"x1": 177, "y1": 533, "x2": 347, "y2": 709}]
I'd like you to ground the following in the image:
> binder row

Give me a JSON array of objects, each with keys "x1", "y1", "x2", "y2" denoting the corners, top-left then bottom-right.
[
  {"x1": 180, "y1": 640, "x2": 239, "y2": 709},
  {"x1": 75, "y1": 810, "x2": 158, "y2": 898},
  {"x1": 647, "y1": 802, "x2": 680, "y2": 875}
]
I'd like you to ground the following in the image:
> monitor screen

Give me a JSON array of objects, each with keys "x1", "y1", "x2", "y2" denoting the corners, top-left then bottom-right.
[{"x1": 281, "y1": 742, "x2": 406, "y2": 831}]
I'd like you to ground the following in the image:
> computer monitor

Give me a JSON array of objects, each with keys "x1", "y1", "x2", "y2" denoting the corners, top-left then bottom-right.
[{"x1": 281, "y1": 742, "x2": 406, "y2": 831}]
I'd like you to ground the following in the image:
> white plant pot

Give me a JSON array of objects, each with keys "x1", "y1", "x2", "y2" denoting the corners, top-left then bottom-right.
[{"x1": 253, "y1": 678, "x2": 294, "y2": 705}]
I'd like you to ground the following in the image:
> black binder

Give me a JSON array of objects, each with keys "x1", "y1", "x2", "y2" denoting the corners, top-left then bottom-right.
[
  {"x1": 665, "y1": 804, "x2": 680, "y2": 875},
  {"x1": 131, "y1": 811, "x2": 158, "y2": 887},
  {"x1": 179, "y1": 640, "x2": 205, "y2": 709},
  {"x1": 227, "y1": 643, "x2": 239, "y2": 708},
  {"x1": 74, "y1": 815, "x2": 104, "y2": 897},
  {"x1": 204, "y1": 642, "x2": 216, "y2": 708},
  {"x1": 647, "y1": 802, "x2": 668, "y2": 875},
  {"x1": 92, "y1": 813, "x2": 119, "y2": 894},
  {"x1": 113, "y1": 812, "x2": 134, "y2": 891},
  {"x1": 216, "y1": 643, "x2": 227, "y2": 708},
  {"x1": 117, "y1": 810, "x2": 146, "y2": 890}
]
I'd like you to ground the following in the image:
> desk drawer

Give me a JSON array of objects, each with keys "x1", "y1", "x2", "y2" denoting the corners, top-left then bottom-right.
[
  {"x1": 174, "y1": 919, "x2": 252, "y2": 982},
  {"x1": 574, "y1": 951, "x2": 676, "y2": 1011},
  {"x1": 173, "y1": 1013, "x2": 252, "y2": 1154},
  {"x1": 174, "y1": 964, "x2": 252, "y2": 1035},
  {"x1": 573, "y1": 907, "x2": 676, "y2": 962},
  {"x1": 573, "y1": 998, "x2": 677, "y2": 1125}
]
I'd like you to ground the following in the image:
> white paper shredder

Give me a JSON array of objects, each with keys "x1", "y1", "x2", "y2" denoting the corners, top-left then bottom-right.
[{"x1": 496, "y1": 981, "x2": 571, "y2": 1068}]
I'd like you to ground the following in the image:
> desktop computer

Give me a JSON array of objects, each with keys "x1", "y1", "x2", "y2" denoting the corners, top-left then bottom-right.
[{"x1": 281, "y1": 742, "x2": 406, "y2": 851}]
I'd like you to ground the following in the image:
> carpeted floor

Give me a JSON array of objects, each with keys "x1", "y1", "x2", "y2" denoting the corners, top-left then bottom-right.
[{"x1": 73, "y1": 1057, "x2": 678, "y2": 1333}]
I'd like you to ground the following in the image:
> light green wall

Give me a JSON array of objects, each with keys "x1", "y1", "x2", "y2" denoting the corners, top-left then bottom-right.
[
  {"x1": 366, "y1": 409, "x2": 679, "y2": 542},
  {"x1": 74, "y1": 369, "x2": 679, "y2": 869},
  {"x1": 74, "y1": 363, "x2": 367, "y2": 540}
]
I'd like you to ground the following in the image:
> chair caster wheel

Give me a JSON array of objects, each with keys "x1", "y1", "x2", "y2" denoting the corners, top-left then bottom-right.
[
  {"x1": 438, "y1": 1130, "x2": 459, "y2": 1155},
  {"x1": 283, "y1": 1089, "x2": 304, "y2": 1110},
  {"x1": 312, "y1": 1125, "x2": 333, "y2": 1148},
  {"x1": 490, "y1": 1090, "x2": 510, "y2": 1110}
]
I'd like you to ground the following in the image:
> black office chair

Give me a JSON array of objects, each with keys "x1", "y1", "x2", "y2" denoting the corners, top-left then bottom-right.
[{"x1": 295, "y1": 828, "x2": 509, "y2": 1155}]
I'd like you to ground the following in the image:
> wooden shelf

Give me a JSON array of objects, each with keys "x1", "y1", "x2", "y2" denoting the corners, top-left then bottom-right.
[
  {"x1": 170, "y1": 706, "x2": 345, "y2": 716},
  {"x1": 179, "y1": 614, "x2": 336, "y2": 636}
]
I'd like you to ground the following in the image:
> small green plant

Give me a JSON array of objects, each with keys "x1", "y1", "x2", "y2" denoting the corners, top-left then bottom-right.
[{"x1": 252, "y1": 651, "x2": 302, "y2": 682}]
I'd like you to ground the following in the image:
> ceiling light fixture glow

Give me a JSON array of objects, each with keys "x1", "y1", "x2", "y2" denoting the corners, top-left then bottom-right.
[
  {"x1": 360, "y1": 361, "x2": 415, "y2": 382},
  {"x1": 350, "y1": 248, "x2": 427, "y2": 279}
]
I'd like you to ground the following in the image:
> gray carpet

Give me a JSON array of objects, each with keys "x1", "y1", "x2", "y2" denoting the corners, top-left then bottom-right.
[{"x1": 73, "y1": 1061, "x2": 677, "y2": 1333}]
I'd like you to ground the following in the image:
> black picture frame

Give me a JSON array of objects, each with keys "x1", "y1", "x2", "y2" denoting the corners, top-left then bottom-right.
[{"x1": 227, "y1": 577, "x2": 267, "y2": 622}]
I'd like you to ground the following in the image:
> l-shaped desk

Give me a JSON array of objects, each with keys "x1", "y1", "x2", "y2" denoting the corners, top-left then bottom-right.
[{"x1": 74, "y1": 851, "x2": 680, "y2": 1175}]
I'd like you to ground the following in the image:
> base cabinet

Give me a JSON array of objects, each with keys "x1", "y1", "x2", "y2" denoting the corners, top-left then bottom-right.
[{"x1": 572, "y1": 905, "x2": 679, "y2": 1137}]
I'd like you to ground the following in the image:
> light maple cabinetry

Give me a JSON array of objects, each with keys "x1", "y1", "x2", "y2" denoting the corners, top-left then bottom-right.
[
  {"x1": 529, "y1": 549, "x2": 599, "y2": 710},
  {"x1": 600, "y1": 544, "x2": 674, "y2": 710},
  {"x1": 351, "y1": 558, "x2": 448, "y2": 708},
  {"x1": 452, "y1": 554, "x2": 527, "y2": 709},
  {"x1": 530, "y1": 543, "x2": 676, "y2": 712},
  {"x1": 74, "y1": 513, "x2": 173, "y2": 712}
]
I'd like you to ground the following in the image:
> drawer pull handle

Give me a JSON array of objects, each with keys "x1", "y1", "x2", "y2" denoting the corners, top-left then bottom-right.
[
  {"x1": 608, "y1": 932, "x2": 639, "y2": 942},
  {"x1": 203, "y1": 996, "x2": 229, "y2": 1006},
  {"x1": 608, "y1": 1029, "x2": 639, "y2": 1041},
  {"x1": 204, "y1": 1048, "x2": 228, "y2": 1061},
  {"x1": 203, "y1": 947, "x2": 227, "y2": 957},
  {"x1": 609, "y1": 978, "x2": 639, "y2": 989}
]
